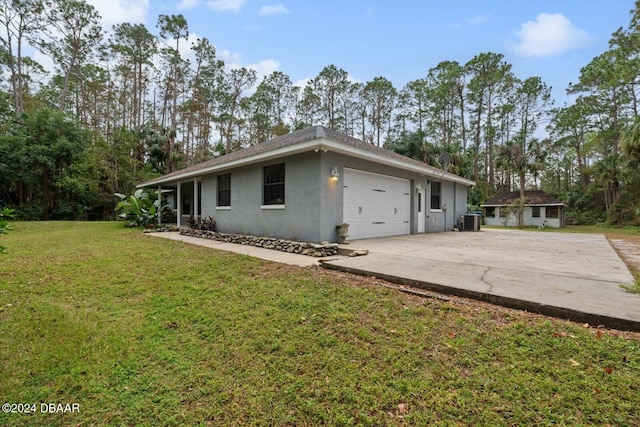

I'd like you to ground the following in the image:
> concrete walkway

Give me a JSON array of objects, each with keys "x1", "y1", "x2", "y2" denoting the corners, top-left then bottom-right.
[
  {"x1": 322, "y1": 229, "x2": 640, "y2": 331},
  {"x1": 145, "y1": 232, "x2": 344, "y2": 267}
]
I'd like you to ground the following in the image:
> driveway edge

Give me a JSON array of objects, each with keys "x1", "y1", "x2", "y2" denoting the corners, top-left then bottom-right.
[{"x1": 320, "y1": 261, "x2": 640, "y2": 332}]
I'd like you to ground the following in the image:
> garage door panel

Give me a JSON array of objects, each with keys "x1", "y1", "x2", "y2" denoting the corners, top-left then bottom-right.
[{"x1": 343, "y1": 169, "x2": 410, "y2": 240}]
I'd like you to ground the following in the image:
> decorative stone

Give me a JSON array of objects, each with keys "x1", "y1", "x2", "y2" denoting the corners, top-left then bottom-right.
[
  {"x1": 179, "y1": 229, "x2": 339, "y2": 257},
  {"x1": 143, "y1": 226, "x2": 180, "y2": 233}
]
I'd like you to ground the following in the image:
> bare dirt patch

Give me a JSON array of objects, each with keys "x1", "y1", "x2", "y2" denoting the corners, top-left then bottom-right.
[{"x1": 608, "y1": 235, "x2": 640, "y2": 275}]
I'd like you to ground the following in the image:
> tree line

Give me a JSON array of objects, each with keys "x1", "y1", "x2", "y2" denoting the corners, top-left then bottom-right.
[{"x1": 1, "y1": 0, "x2": 640, "y2": 224}]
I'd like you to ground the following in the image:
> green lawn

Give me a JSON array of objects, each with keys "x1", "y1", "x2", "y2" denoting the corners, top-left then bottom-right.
[
  {"x1": 483, "y1": 223, "x2": 640, "y2": 236},
  {"x1": 1, "y1": 222, "x2": 639, "y2": 426}
]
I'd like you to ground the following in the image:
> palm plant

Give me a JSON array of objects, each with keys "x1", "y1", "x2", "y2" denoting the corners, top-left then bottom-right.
[
  {"x1": 0, "y1": 208, "x2": 15, "y2": 254},
  {"x1": 115, "y1": 189, "x2": 167, "y2": 228}
]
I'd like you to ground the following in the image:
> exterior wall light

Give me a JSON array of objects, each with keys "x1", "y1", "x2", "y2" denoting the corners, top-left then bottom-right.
[
  {"x1": 415, "y1": 183, "x2": 423, "y2": 192},
  {"x1": 330, "y1": 166, "x2": 340, "y2": 180}
]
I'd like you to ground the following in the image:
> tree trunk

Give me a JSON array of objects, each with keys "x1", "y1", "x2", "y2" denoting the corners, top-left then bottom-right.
[
  {"x1": 576, "y1": 150, "x2": 587, "y2": 194},
  {"x1": 459, "y1": 86, "x2": 466, "y2": 151}
]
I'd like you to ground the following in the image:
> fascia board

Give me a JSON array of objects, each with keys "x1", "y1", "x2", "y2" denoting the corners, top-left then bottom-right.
[
  {"x1": 319, "y1": 139, "x2": 476, "y2": 186},
  {"x1": 138, "y1": 137, "x2": 476, "y2": 187},
  {"x1": 138, "y1": 140, "x2": 323, "y2": 187}
]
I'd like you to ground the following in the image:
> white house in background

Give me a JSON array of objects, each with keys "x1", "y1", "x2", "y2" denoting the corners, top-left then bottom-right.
[{"x1": 482, "y1": 190, "x2": 565, "y2": 228}]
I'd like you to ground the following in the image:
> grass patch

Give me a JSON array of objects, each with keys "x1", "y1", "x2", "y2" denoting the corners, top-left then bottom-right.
[
  {"x1": 1, "y1": 222, "x2": 639, "y2": 426},
  {"x1": 621, "y1": 275, "x2": 640, "y2": 294},
  {"x1": 483, "y1": 224, "x2": 640, "y2": 236},
  {"x1": 549, "y1": 224, "x2": 640, "y2": 237}
]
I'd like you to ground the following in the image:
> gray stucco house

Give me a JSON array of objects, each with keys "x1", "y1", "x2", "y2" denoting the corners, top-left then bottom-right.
[
  {"x1": 138, "y1": 126, "x2": 475, "y2": 243},
  {"x1": 482, "y1": 190, "x2": 565, "y2": 228}
]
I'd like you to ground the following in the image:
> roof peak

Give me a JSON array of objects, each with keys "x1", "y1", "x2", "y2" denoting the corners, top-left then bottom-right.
[
  {"x1": 482, "y1": 189, "x2": 562, "y2": 206},
  {"x1": 138, "y1": 125, "x2": 475, "y2": 188}
]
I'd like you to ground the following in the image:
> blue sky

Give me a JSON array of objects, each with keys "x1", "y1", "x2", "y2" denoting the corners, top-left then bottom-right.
[{"x1": 87, "y1": 0, "x2": 635, "y2": 107}]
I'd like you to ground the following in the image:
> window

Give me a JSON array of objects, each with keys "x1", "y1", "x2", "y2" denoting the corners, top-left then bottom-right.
[
  {"x1": 217, "y1": 174, "x2": 231, "y2": 207},
  {"x1": 532, "y1": 206, "x2": 540, "y2": 218},
  {"x1": 430, "y1": 181, "x2": 441, "y2": 210},
  {"x1": 499, "y1": 208, "x2": 507, "y2": 218},
  {"x1": 263, "y1": 163, "x2": 285, "y2": 205},
  {"x1": 417, "y1": 192, "x2": 422, "y2": 213},
  {"x1": 546, "y1": 206, "x2": 559, "y2": 218},
  {"x1": 485, "y1": 207, "x2": 496, "y2": 217}
]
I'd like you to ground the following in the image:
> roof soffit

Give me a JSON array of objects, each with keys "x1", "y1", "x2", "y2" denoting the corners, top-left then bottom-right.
[{"x1": 138, "y1": 128, "x2": 475, "y2": 187}]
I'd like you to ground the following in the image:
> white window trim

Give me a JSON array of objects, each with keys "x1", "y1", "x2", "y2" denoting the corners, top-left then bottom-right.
[
  {"x1": 216, "y1": 206, "x2": 231, "y2": 211},
  {"x1": 261, "y1": 204, "x2": 285, "y2": 210}
]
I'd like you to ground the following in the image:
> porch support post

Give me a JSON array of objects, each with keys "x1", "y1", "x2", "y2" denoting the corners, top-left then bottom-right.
[
  {"x1": 176, "y1": 181, "x2": 182, "y2": 227},
  {"x1": 157, "y1": 185, "x2": 162, "y2": 225},
  {"x1": 193, "y1": 177, "x2": 199, "y2": 223}
]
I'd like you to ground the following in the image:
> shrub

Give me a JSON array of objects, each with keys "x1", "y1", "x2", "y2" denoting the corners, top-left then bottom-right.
[
  {"x1": 607, "y1": 203, "x2": 640, "y2": 227},
  {"x1": 187, "y1": 215, "x2": 217, "y2": 231},
  {"x1": 115, "y1": 189, "x2": 168, "y2": 228},
  {"x1": 0, "y1": 208, "x2": 15, "y2": 254}
]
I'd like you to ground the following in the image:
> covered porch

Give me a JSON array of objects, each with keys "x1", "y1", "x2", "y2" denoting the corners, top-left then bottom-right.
[{"x1": 152, "y1": 178, "x2": 202, "y2": 227}]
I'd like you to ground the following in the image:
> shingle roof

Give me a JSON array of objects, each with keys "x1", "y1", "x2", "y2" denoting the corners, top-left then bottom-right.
[
  {"x1": 138, "y1": 125, "x2": 474, "y2": 187},
  {"x1": 482, "y1": 190, "x2": 563, "y2": 206}
]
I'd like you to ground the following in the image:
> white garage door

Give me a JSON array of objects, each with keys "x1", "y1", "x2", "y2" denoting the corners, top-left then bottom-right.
[{"x1": 343, "y1": 168, "x2": 411, "y2": 240}]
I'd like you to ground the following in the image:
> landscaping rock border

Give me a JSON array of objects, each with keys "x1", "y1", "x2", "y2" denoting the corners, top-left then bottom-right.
[
  {"x1": 179, "y1": 229, "x2": 339, "y2": 257},
  {"x1": 143, "y1": 226, "x2": 180, "y2": 233}
]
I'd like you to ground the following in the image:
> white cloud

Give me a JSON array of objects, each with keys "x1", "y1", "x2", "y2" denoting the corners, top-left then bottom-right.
[
  {"x1": 86, "y1": 0, "x2": 149, "y2": 29},
  {"x1": 177, "y1": 0, "x2": 200, "y2": 10},
  {"x1": 218, "y1": 50, "x2": 280, "y2": 87},
  {"x1": 228, "y1": 57, "x2": 280, "y2": 82},
  {"x1": 259, "y1": 4, "x2": 289, "y2": 15},
  {"x1": 179, "y1": 33, "x2": 201, "y2": 65},
  {"x1": 248, "y1": 59, "x2": 280, "y2": 82},
  {"x1": 294, "y1": 78, "x2": 311, "y2": 89},
  {"x1": 509, "y1": 13, "x2": 591, "y2": 57},
  {"x1": 145, "y1": 30, "x2": 278, "y2": 95},
  {"x1": 206, "y1": 0, "x2": 246, "y2": 12},
  {"x1": 219, "y1": 49, "x2": 244, "y2": 67},
  {"x1": 151, "y1": 32, "x2": 201, "y2": 74},
  {"x1": 33, "y1": 50, "x2": 55, "y2": 76},
  {"x1": 28, "y1": 1, "x2": 149, "y2": 76},
  {"x1": 347, "y1": 74, "x2": 361, "y2": 85}
]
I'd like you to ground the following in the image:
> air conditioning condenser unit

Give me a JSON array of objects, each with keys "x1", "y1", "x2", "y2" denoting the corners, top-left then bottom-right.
[{"x1": 459, "y1": 214, "x2": 481, "y2": 231}]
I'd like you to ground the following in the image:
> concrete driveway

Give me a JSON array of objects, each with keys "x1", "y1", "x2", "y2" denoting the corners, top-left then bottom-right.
[{"x1": 322, "y1": 229, "x2": 640, "y2": 331}]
